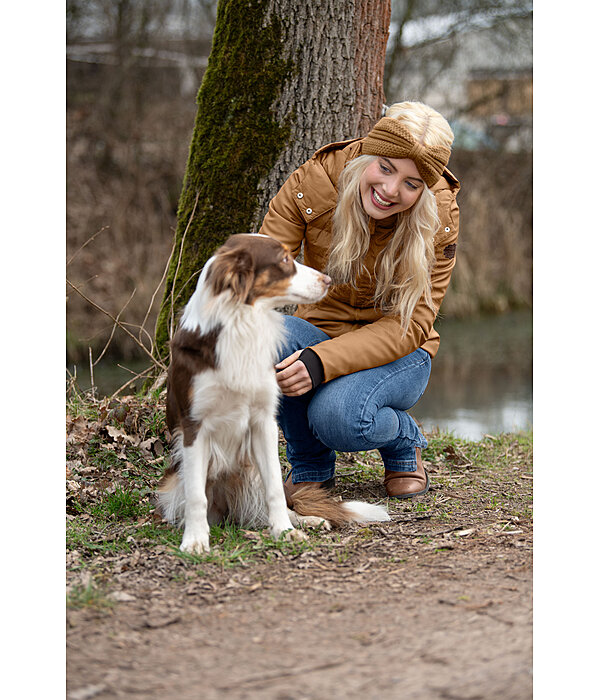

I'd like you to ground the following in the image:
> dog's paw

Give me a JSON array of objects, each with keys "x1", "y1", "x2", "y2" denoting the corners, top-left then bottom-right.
[
  {"x1": 278, "y1": 527, "x2": 309, "y2": 543},
  {"x1": 180, "y1": 532, "x2": 210, "y2": 555},
  {"x1": 295, "y1": 514, "x2": 332, "y2": 531}
]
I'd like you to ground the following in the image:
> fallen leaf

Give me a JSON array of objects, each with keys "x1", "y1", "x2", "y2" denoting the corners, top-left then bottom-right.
[
  {"x1": 68, "y1": 684, "x2": 107, "y2": 700},
  {"x1": 144, "y1": 614, "x2": 181, "y2": 629},
  {"x1": 454, "y1": 529, "x2": 475, "y2": 537},
  {"x1": 105, "y1": 425, "x2": 139, "y2": 445},
  {"x1": 107, "y1": 591, "x2": 136, "y2": 602}
]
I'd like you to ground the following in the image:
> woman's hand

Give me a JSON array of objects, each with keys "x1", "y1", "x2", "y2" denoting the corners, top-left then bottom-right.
[{"x1": 275, "y1": 350, "x2": 313, "y2": 396}]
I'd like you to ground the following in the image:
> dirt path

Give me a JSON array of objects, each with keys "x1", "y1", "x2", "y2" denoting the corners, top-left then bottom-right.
[
  {"x1": 67, "y1": 513, "x2": 532, "y2": 700},
  {"x1": 67, "y1": 399, "x2": 532, "y2": 699}
]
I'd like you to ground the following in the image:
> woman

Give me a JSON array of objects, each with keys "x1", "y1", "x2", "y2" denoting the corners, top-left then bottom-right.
[{"x1": 259, "y1": 101, "x2": 460, "y2": 501}]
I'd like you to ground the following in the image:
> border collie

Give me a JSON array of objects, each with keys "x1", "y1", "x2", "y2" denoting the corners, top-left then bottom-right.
[{"x1": 157, "y1": 234, "x2": 390, "y2": 554}]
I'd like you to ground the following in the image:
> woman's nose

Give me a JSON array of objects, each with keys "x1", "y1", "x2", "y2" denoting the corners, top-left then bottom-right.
[{"x1": 383, "y1": 178, "x2": 401, "y2": 199}]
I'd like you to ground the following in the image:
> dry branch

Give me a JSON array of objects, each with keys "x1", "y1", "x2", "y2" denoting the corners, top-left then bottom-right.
[{"x1": 66, "y1": 278, "x2": 167, "y2": 372}]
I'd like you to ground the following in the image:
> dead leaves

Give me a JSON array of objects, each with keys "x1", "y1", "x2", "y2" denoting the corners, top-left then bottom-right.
[
  {"x1": 440, "y1": 443, "x2": 473, "y2": 469},
  {"x1": 101, "y1": 425, "x2": 164, "y2": 461},
  {"x1": 66, "y1": 394, "x2": 169, "y2": 514}
]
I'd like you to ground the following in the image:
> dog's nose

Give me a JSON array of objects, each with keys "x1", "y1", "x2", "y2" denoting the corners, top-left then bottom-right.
[{"x1": 321, "y1": 273, "x2": 332, "y2": 287}]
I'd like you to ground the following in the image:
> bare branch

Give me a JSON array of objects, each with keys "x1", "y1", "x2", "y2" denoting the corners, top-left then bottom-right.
[
  {"x1": 66, "y1": 225, "x2": 110, "y2": 267},
  {"x1": 139, "y1": 230, "x2": 177, "y2": 346},
  {"x1": 93, "y1": 287, "x2": 138, "y2": 366},
  {"x1": 66, "y1": 278, "x2": 167, "y2": 371},
  {"x1": 109, "y1": 364, "x2": 156, "y2": 400},
  {"x1": 169, "y1": 190, "x2": 201, "y2": 342},
  {"x1": 88, "y1": 347, "x2": 96, "y2": 399}
]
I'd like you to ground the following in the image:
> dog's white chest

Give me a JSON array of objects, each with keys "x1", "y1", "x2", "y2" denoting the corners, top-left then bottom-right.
[{"x1": 191, "y1": 372, "x2": 276, "y2": 421}]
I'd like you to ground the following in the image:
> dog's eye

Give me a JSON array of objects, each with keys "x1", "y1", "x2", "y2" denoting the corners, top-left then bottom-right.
[{"x1": 282, "y1": 255, "x2": 290, "y2": 264}]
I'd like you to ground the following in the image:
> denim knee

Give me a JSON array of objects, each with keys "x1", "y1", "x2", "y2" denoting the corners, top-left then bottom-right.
[
  {"x1": 308, "y1": 400, "x2": 417, "y2": 454},
  {"x1": 279, "y1": 315, "x2": 330, "y2": 361}
]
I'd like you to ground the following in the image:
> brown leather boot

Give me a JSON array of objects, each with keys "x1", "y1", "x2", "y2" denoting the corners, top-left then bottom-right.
[
  {"x1": 384, "y1": 448, "x2": 429, "y2": 499},
  {"x1": 283, "y1": 471, "x2": 335, "y2": 508}
]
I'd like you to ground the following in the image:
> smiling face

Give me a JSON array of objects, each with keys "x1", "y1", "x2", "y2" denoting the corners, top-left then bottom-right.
[{"x1": 359, "y1": 156, "x2": 424, "y2": 219}]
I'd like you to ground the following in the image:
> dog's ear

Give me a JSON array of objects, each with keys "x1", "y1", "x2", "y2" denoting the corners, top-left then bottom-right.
[{"x1": 208, "y1": 247, "x2": 254, "y2": 303}]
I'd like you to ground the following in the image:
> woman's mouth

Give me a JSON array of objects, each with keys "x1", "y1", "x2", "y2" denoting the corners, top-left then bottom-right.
[{"x1": 371, "y1": 187, "x2": 395, "y2": 209}]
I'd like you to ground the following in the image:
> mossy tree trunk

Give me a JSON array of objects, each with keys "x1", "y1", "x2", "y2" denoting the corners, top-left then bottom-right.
[{"x1": 154, "y1": 0, "x2": 391, "y2": 360}]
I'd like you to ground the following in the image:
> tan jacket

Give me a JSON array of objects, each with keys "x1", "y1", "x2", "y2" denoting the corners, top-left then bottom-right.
[{"x1": 259, "y1": 138, "x2": 461, "y2": 383}]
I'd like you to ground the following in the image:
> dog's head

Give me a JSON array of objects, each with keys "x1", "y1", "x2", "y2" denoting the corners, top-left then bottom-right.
[{"x1": 206, "y1": 234, "x2": 331, "y2": 307}]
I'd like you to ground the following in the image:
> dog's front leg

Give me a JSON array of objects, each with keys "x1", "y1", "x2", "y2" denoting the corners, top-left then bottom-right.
[
  {"x1": 180, "y1": 432, "x2": 211, "y2": 554},
  {"x1": 251, "y1": 417, "x2": 307, "y2": 542}
]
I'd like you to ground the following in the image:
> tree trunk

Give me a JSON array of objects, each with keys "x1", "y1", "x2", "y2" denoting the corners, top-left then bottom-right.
[{"x1": 154, "y1": 0, "x2": 390, "y2": 360}]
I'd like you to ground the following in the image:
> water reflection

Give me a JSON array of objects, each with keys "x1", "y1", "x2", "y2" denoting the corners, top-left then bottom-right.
[
  {"x1": 415, "y1": 310, "x2": 532, "y2": 439},
  {"x1": 68, "y1": 311, "x2": 533, "y2": 442}
]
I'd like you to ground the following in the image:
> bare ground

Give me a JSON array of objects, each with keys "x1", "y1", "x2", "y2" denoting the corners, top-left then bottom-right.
[
  {"x1": 66, "y1": 399, "x2": 532, "y2": 700},
  {"x1": 67, "y1": 540, "x2": 531, "y2": 700}
]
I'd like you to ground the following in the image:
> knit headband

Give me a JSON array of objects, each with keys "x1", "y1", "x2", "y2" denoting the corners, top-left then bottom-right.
[{"x1": 362, "y1": 117, "x2": 451, "y2": 188}]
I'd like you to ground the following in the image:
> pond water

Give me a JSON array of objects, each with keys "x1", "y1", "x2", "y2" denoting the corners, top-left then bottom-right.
[
  {"x1": 68, "y1": 310, "x2": 532, "y2": 442},
  {"x1": 415, "y1": 310, "x2": 532, "y2": 440}
]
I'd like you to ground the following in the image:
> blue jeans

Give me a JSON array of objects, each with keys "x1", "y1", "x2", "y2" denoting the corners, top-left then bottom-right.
[{"x1": 277, "y1": 316, "x2": 431, "y2": 484}]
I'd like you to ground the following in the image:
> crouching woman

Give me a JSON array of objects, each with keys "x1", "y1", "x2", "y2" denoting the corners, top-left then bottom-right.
[{"x1": 260, "y1": 101, "x2": 460, "y2": 500}]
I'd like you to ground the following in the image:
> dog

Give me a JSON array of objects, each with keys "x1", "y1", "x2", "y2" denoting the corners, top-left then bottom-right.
[{"x1": 157, "y1": 233, "x2": 390, "y2": 554}]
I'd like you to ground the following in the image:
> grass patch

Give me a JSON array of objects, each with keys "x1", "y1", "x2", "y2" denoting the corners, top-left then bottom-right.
[
  {"x1": 175, "y1": 521, "x2": 322, "y2": 570},
  {"x1": 67, "y1": 581, "x2": 114, "y2": 610},
  {"x1": 102, "y1": 486, "x2": 149, "y2": 519},
  {"x1": 66, "y1": 392, "x2": 533, "y2": 586},
  {"x1": 336, "y1": 450, "x2": 385, "y2": 484}
]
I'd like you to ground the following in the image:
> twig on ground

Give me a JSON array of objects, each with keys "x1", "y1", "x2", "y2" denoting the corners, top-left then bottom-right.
[{"x1": 216, "y1": 659, "x2": 347, "y2": 691}]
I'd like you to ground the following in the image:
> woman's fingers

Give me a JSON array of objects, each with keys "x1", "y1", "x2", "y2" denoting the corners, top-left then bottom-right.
[
  {"x1": 276, "y1": 357, "x2": 312, "y2": 396},
  {"x1": 275, "y1": 349, "x2": 302, "y2": 371}
]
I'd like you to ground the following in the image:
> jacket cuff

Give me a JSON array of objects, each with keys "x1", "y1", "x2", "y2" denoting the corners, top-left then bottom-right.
[{"x1": 298, "y1": 347, "x2": 325, "y2": 389}]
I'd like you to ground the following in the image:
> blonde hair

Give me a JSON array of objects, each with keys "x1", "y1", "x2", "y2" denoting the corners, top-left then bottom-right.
[{"x1": 327, "y1": 101, "x2": 454, "y2": 333}]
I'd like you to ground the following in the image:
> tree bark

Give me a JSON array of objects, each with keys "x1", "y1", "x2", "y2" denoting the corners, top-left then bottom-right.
[
  {"x1": 154, "y1": 0, "x2": 390, "y2": 359},
  {"x1": 252, "y1": 0, "x2": 390, "y2": 226}
]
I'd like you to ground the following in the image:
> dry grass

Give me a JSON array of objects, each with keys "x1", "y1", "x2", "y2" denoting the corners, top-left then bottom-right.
[
  {"x1": 442, "y1": 148, "x2": 532, "y2": 317},
  {"x1": 66, "y1": 96, "x2": 196, "y2": 362},
  {"x1": 66, "y1": 96, "x2": 532, "y2": 364}
]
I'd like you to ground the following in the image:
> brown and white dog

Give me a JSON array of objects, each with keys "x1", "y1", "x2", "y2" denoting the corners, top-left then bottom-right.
[{"x1": 157, "y1": 234, "x2": 390, "y2": 554}]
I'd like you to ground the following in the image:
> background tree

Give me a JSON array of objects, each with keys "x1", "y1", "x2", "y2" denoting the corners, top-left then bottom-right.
[
  {"x1": 384, "y1": 0, "x2": 532, "y2": 120},
  {"x1": 66, "y1": 0, "x2": 532, "y2": 380},
  {"x1": 153, "y1": 0, "x2": 391, "y2": 359}
]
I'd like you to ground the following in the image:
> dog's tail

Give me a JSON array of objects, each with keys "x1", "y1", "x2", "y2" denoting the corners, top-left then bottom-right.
[
  {"x1": 156, "y1": 430, "x2": 186, "y2": 525},
  {"x1": 289, "y1": 485, "x2": 390, "y2": 527},
  {"x1": 156, "y1": 466, "x2": 185, "y2": 527}
]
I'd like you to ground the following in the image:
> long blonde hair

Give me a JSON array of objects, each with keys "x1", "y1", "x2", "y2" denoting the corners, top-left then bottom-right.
[{"x1": 327, "y1": 101, "x2": 454, "y2": 333}]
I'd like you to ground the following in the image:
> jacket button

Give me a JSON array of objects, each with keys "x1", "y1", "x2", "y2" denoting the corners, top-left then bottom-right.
[
  {"x1": 297, "y1": 192, "x2": 304, "y2": 199},
  {"x1": 306, "y1": 208, "x2": 313, "y2": 215}
]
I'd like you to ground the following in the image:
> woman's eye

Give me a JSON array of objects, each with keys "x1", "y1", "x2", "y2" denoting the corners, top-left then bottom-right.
[{"x1": 406, "y1": 181, "x2": 418, "y2": 190}]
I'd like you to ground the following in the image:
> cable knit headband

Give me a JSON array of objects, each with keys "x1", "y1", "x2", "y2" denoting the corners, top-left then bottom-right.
[{"x1": 362, "y1": 117, "x2": 451, "y2": 188}]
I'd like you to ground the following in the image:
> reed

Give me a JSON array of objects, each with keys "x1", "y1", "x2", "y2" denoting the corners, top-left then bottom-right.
[
  {"x1": 66, "y1": 104, "x2": 532, "y2": 363},
  {"x1": 441, "y1": 148, "x2": 532, "y2": 317}
]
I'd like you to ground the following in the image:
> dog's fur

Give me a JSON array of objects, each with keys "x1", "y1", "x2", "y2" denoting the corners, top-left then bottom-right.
[{"x1": 157, "y1": 233, "x2": 390, "y2": 554}]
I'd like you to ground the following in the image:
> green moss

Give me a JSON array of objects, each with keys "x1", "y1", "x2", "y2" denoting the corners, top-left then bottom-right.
[{"x1": 155, "y1": 0, "x2": 294, "y2": 358}]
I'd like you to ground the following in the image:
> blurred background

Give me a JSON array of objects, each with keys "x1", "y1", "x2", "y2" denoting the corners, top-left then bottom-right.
[{"x1": 66, "y1": 0, "x2": 532, "y2": 439}]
